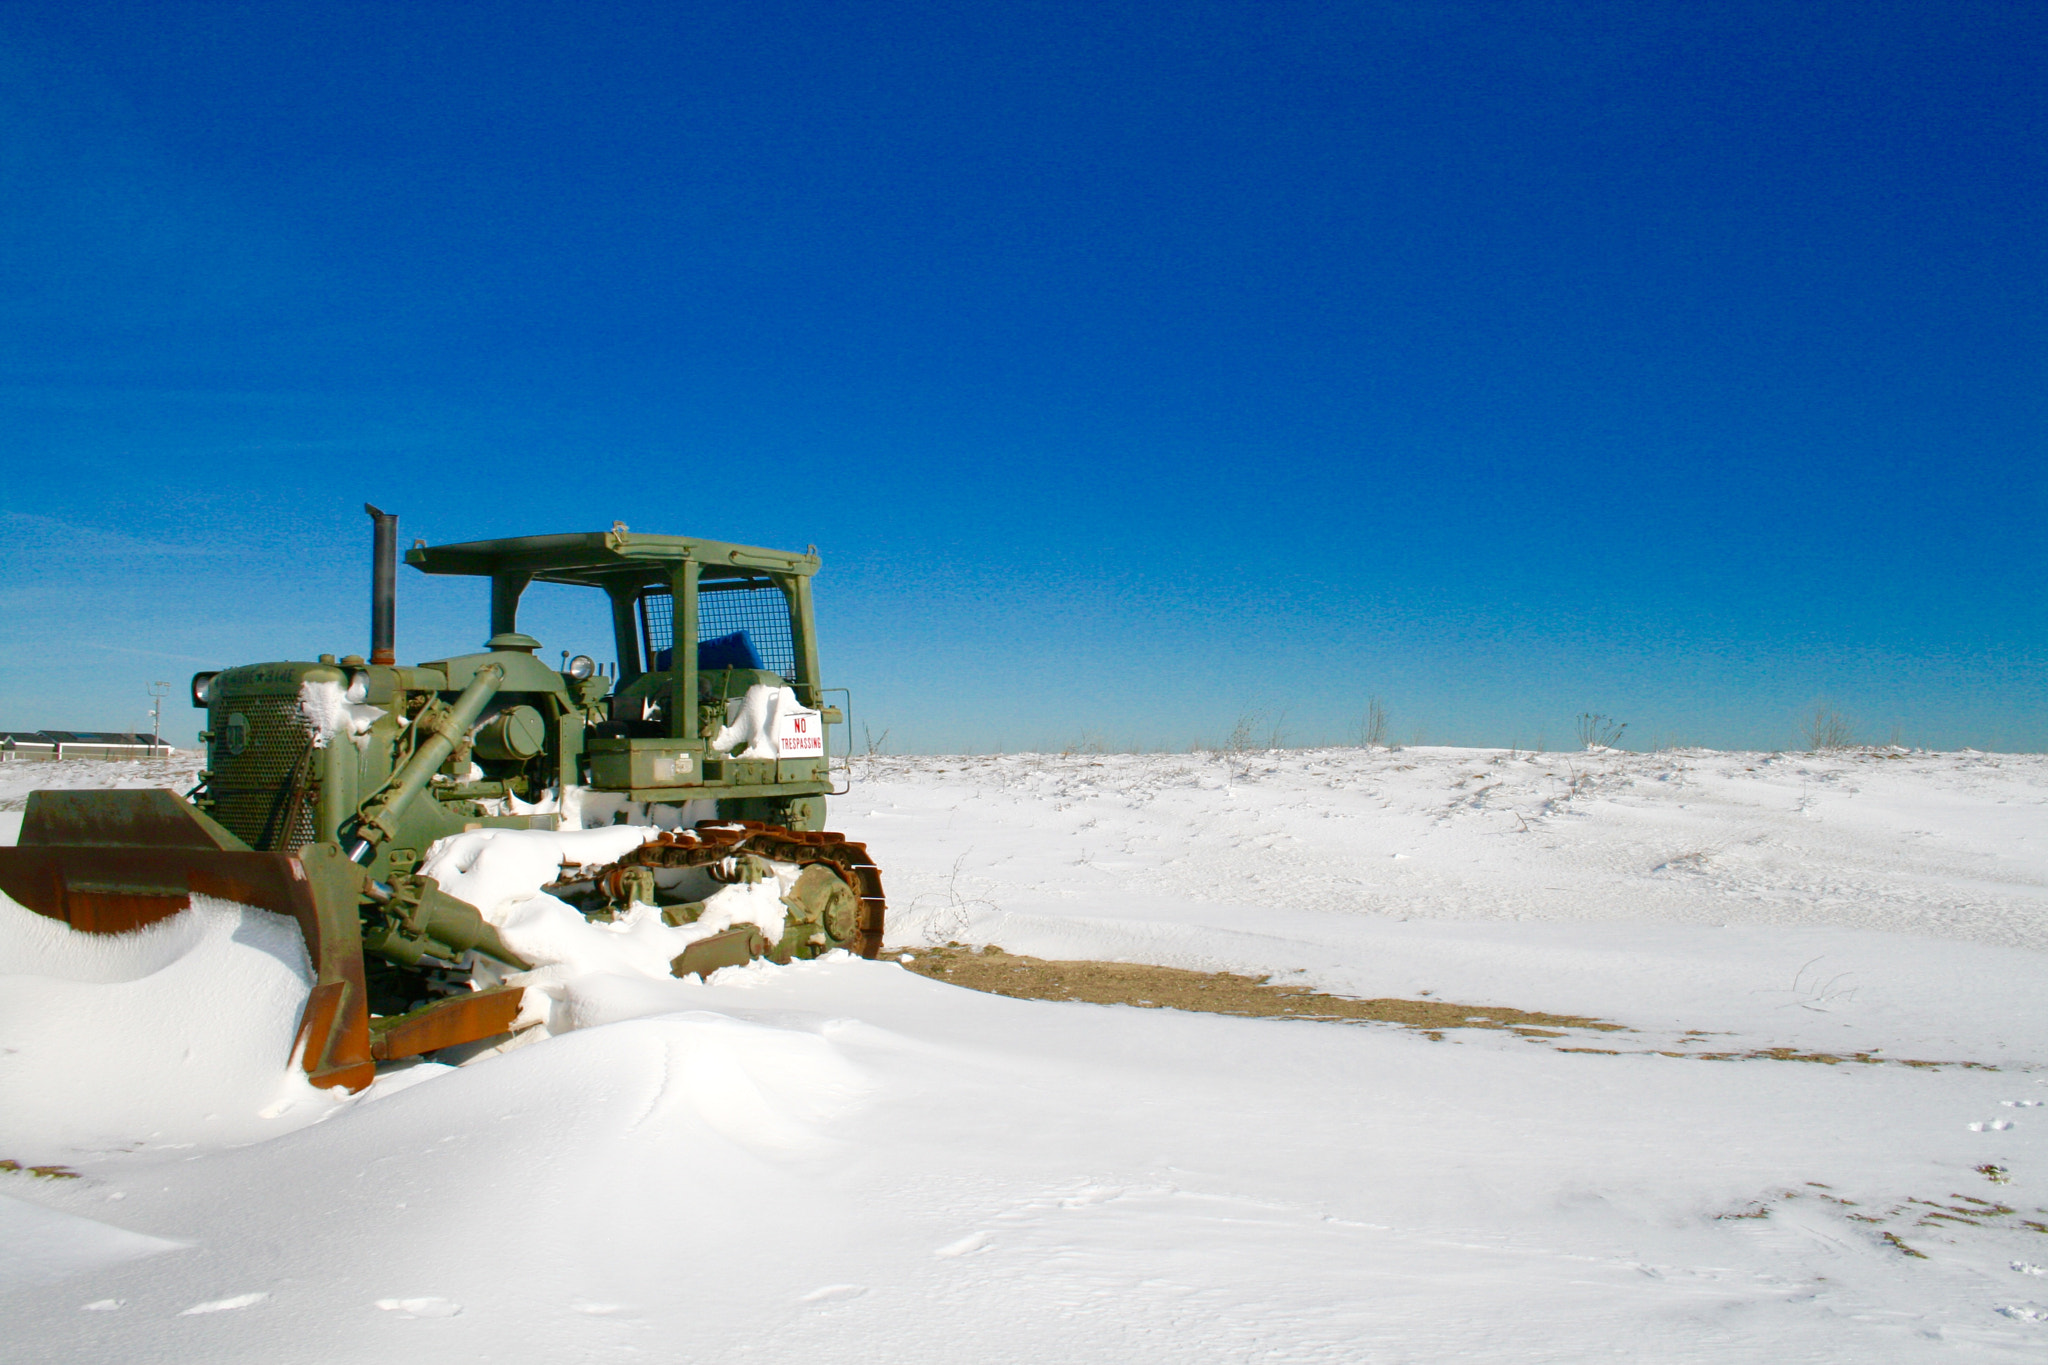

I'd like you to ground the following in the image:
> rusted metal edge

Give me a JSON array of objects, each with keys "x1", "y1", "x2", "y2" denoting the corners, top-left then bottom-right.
[{"x1": 369, "y1": 985, "x2": 527, "y2": 1062}]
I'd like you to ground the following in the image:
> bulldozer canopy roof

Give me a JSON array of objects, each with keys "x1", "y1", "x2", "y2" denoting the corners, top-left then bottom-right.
[{"x1": 406, "y1": 531, "x2": 819, "y2": 588}]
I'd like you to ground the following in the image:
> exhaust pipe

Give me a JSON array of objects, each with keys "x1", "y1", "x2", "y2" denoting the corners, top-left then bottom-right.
[{"x1": 365, "y1": 503, "x2": 397, "y2": 665}]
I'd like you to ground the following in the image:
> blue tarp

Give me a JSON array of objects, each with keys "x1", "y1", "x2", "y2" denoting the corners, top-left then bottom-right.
[
  {"x1": 697, "y1": 630, "x2": 765, "y2": 671},
  {"x1": 651, "y1": 630, "x2": 765, "y2": 673}
]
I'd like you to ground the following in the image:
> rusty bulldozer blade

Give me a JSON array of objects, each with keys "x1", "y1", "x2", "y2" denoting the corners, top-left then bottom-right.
[{"x1": 0, "y1": 790, "x2": 386, "y2": 1091}]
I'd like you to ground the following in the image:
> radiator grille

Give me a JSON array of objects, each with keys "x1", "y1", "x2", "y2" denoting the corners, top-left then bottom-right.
[{"x1": 210, "y1": 696, "x2": 319, "y2": 851}]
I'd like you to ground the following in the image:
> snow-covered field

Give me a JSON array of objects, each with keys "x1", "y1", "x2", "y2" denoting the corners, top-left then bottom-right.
[{"x1": 4, "y1": 745, "x2": 2048, "y2": 1362}]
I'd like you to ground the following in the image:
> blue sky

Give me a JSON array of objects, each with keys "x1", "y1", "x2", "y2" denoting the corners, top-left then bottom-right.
[{"x1": 2, "y1": 1, "x2": 2042, "y2": 752}]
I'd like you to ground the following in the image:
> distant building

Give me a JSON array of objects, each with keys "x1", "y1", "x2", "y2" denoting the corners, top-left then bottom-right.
[{"x1": 0, "y1": 731, "x2": 178, "y2": 761}]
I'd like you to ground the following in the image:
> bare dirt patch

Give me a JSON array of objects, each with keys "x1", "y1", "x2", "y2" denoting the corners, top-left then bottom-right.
[
  {"x1": 900, "y1": 945, "x2": 1624, "y2": 1040},
  {"x1": 900, "y1": 947, "x2": 2008, "y2": 1071}
]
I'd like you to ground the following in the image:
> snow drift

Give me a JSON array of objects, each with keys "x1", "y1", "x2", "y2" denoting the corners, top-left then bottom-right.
[{"x1": 2, "y1": 745, "x2": 2046, "y2": 1361}]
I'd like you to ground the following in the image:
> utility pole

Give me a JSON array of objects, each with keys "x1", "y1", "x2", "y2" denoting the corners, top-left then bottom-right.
[{"x1": 147, "y1": 681, "x2": 171, "y2": 755}]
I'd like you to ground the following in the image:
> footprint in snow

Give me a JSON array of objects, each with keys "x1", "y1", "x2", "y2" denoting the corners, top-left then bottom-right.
[
  {"x1": 79, "y1": 1299, "x2": 123, "y2": 1312},
  {"x1": 933, "y1": 1231, "x2": 993, "y2": 1258},
  {"x1": 1971, "y1": 1121, "x2": 2016, "y2": 1132},
  {"x1": 180, "y1": 1293, "x2": 268, "y2": 1315},
  {"x1": 2015, "y1": 1262, "x2": 2046, "y2": 1276},
  {"x1": 374, "y1": 1297, "x2": 462, "y2": 1319},
  {"x1": 1996, "y1": 1304, "x2": 2048, "y2": 1323},
  {"x1": 800, "y1": 1284, "x2": 866, "y2": 1304},
  {"x1": 2003, "y1": 1100, "x2": 2044, "y2": 1108}
]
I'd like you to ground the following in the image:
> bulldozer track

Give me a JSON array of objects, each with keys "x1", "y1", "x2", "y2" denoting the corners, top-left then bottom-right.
[{"x1": 562, "y1": 820, "x2": 887, "y2": 959}]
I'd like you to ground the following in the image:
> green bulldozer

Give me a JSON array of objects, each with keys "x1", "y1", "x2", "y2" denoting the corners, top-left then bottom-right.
[{"x1": 0, "y1": 508, "x2": 886, "y2": 1091}]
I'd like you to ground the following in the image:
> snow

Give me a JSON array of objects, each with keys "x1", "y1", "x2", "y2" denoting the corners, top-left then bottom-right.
[
  {"x1": 415, "y1": 825, "x2": 658, "y2": 921},
  {"x1": 296, "y1": 681, "x2": 385, "y2": 751},
  {"x1": 1, "y1": 745, "x2": 2045, "y2": 1360},
  {"x1": 710, "y1": 683, "x2": 822, "y2": 760},
  {"x1": 0, "y1": 1194, "x2": 185, "y2": 1290},
  {"x1": 413, "y1": 825, "x2": 798, "y2": 1028},
  {"x1": 0, "y1": 897, "x2": 340, "y2": 1154},
  {"x1": 0, "y1": 753, "x2": 203, "y2": 822}
]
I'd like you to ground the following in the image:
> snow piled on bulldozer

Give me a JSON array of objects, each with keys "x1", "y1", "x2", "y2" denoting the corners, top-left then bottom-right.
[
  {"x1": 4, "y1": 744, "x2": 2048, "y2": 1362},
  {"x1": 295, "y1": 681, "x2": 386, "y2": 750},
  {"x1": 415, "y1": 824, "x2": 797, "y2": 1030}
]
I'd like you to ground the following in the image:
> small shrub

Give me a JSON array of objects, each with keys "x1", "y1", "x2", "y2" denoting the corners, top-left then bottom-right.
[
  {"x1": 1802, "y1": 701, "x2": 1855, "y2": 752},
  {"x1": 1358, "y1": 696, "x2": 1389, "y2": 749},
  {"x1": 1225, "y1": 708, "x2": 1262, "y2": 757},
  {"x1": 1576, "y1": 713, "x2": 1628, "y2": 751}
]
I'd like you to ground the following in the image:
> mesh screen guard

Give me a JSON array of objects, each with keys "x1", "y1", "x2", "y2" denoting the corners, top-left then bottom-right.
[{"x1": 636, "y1": 581, "x2": 797, "y2": 681}]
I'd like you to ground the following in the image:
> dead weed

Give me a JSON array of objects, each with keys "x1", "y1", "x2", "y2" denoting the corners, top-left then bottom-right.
[{"x1": 902, "y1": 945, "x2": 1622, "y2": 1040}]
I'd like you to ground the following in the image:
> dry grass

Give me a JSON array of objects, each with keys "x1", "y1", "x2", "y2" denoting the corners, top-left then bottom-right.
[
  {"x1": 902, "y1": 947, "x2": 2002, "y2": 1072},
  {"x1": 1709, "y1": 1177, "x2": 2048, "y2": 1265},
  {"x1": 901, "y1": 945, "x2": 1623, "y2": 1040}
]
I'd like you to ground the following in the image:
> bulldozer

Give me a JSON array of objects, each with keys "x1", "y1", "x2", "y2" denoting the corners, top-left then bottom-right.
[{"x1": 0, "y1": 508, "x2": 886, "y2": 1091}]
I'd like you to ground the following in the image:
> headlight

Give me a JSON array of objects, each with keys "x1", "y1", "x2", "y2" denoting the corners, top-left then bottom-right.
[
  {"x1": 190, "y1": 672, "x2": 219, "y2": 708},
  {"x1": 345, "y1": 670, "x2": 370, "y2": 704},
  {"x1": 567, "y1": 654, "x2": 597, "y2": 681}
]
